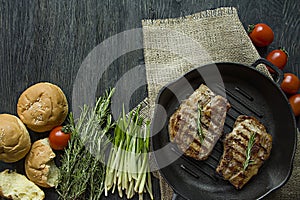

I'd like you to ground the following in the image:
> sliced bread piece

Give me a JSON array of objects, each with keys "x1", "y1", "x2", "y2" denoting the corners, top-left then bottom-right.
[{"x1": 0, "y1": 169, "x2": 45, "y2": 200}]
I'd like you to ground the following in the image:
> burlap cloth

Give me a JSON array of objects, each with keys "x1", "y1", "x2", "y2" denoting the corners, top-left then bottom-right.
[{"x1": 139, "y1": 7, "x2": 299, "y2": 200}]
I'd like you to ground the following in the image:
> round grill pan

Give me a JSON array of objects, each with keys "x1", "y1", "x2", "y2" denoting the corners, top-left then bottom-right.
[{"x1": 151, "y1": 59, "x2": 297, "y2": 200}]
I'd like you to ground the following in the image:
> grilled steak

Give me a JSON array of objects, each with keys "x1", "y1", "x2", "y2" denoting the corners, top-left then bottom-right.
[
  {"x1": 216, "y1": 115, "x2": 272, "y2": 189},
  {"x1": 168, "y1": 84, "x2": 230, "y2": 160}
]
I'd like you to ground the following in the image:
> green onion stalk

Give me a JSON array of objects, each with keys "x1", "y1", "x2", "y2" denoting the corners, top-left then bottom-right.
[{"x1": 104, "y1": 105, "x2": 153, "y2": 200}]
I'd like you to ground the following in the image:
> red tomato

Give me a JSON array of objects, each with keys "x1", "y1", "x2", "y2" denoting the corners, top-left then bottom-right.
[
  {"x1": 49, "y1": 126, "x2": 71, "y2": 150},
  {"x1": 280, "y1": 73, "x2": 300, "y2": 95},
  {"x1": 289, "y1": 94, "x2": 300, "y2": 117},
  {"x1": 266, "y1": 48, "x2": 288, "y2": 70},
  {"x1": 248, "y1": 23, "x2": 274, "y2": 47}
]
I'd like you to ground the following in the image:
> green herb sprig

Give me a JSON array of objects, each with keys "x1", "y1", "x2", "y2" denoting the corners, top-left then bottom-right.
[
  {"x1": 197, "y1": 103, "x2": 205, "y2": 144},
  {"x1": 243, "y1": 131, "x2": 256, "y2": 171},
  {"x1": 56, "y1": 88, "x2": 115, "y2": 200}
]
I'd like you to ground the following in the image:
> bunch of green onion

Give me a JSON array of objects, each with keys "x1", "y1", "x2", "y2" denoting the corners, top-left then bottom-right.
[{"x1": 104, "y1": 106, "x2": 153, "y2": 200}]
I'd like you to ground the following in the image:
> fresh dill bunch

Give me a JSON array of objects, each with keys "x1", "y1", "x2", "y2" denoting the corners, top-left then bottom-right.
[{"x1": 56, "y1": 88, "x2": 115, "y2": 200}]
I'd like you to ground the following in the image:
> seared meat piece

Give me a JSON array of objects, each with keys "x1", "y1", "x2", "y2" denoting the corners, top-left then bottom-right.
[
  {"x1": 168, "y1": 84, "x2": 230, "y2": 160},
  {"x1": 216, "y1": 115, "x2": 272, "y2": 189}
]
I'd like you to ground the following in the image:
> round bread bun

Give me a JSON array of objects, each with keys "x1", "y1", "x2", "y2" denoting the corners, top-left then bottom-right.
[
  {"x1": 25, "y1": 138, "x2": 60, "y2": 188},
  {"x1": 0, "y1": 114, "x2": 31, "y2": 163},
  {"x1": 17, "y1": 82, "x2": 68, "y2": 132}
]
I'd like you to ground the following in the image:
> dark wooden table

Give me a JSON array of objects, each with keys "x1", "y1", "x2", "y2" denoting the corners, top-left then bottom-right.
[{"x1": 0, "y1": 0, "x2": 299, "y2": 199}]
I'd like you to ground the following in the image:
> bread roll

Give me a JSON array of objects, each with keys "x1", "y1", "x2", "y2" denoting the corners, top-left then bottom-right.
[
  {"x1": 0, "y1": 169, "x2": 45, "y2": 200},
  {"x1": 25, "y1": 138, "x2": 60, "y2": 188},
  {"x1": 17, "y1": 82, "x2": 68, "y2": 132},
  {"x1": 0, "y1": 114, "x2": 31, "y2": 163}
]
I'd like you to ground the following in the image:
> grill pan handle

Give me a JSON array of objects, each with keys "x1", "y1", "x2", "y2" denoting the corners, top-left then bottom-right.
[{"x1": 251, "y1": 58, "x2": 284, "y2": 85}]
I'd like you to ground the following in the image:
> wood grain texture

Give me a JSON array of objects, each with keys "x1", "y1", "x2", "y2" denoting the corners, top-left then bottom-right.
[{"x1": 0, "y1": 0, "x2": 299, "y2": 199}]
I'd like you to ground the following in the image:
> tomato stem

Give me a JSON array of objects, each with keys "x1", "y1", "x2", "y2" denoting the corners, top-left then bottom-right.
[
  {"x1": 61, "y1": 124, "x2": 72, "y2": 134},
  {"x1": 247, "y1": 24, "x2": 255, "y2": 34},
  {"x1": 279, "y1": 47, "x2": 289, "y2": 57}
]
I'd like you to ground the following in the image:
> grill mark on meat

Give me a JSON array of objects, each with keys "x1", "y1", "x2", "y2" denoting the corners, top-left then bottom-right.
[
  {"x1": 231, "y1": 138, "x2": 247, "y2": 149},
  {"x1": 177, "y1": 110, "x2": 210, "y2": 132},
  {"x1": 174, "y1": 115, "x2": 181, "y2": 132},
  {"x1": 173, "y1": 107, "x2": 219, "y2": 147},
  {"x1": 227, "y1": 144, "x2": 247, "y2": 159},
  {"x1": 179, "y1": 101, "x2": 214, "y2": 132},
  {"x1": 175, "y1": 121, "x2": 214, "y2": 146},
  {"x1": 220, "y1": 141, "x2": 245, "y2": 179},
  {"x1": 237, "y1": 122, "x2": 270, "y2": 160},
  {"x1": 177, "y1": 127, "x2": 210, "y2": 152},
  {"x1": 216, "y1": 115, "x2": 272, "y2": 189},
  {"x1": 251, "y1": 143, "x2": 269, "y2": 162},
  {"x1": 168, "y1": 84, "x2": 230, "y2": 160},
  {"x1": 238, "y1": 131, "x2": 250, "y2": 141}
]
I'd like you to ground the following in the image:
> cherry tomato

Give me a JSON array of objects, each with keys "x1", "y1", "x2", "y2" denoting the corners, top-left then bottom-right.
[
  {"x1": 266, "y1": 48, "x2": 288, "y2": 70},
  {"x1": 280, "y1": 73, "x2": 300, "y2": 95},
  {"x1": 289, "y1": 94, "x2": 300, "y2": 117},
  {"x1": 49, "y1": 126, "x2": 71, "y2": 150},
  {"x1": 248, "y1": 23, "x2": 274, "y2": 47}
]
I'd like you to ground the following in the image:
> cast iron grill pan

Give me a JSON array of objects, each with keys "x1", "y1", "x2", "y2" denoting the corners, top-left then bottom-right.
[{"x1": 151, "y1": 61, "x2": 297, "y2": 200}]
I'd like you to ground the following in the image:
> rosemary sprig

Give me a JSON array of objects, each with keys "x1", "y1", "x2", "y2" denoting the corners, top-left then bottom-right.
[
  {"x1": 243, "y1": 131, "x2": 256, "y2": 171},
  {"x1": 197, "y1": 103, "x2": 205, "y2": 144},
  {"x1": 56, "y1": 88, "x2": 115, "y2": 200}
]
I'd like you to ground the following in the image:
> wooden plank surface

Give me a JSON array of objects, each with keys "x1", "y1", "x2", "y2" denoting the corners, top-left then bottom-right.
[{"x1": 0, "y1": 0, "x2": 299, "y2": 199}]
